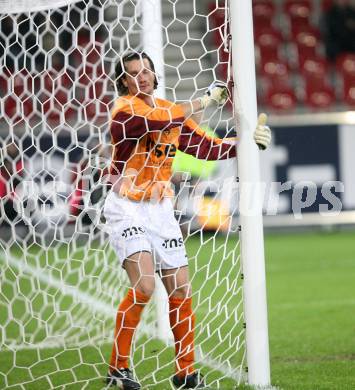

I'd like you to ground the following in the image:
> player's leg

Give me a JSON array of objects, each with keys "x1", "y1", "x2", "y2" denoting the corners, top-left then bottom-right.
[
  {"x1": 109, "y1": 251, "x2": 155, "y2": 370},
  {"x1": 161, "y1": 267, "x2": 205, "y2": 388},
  {"x1": 161, "y1": 266, "x2": 193, "y2": 378},
  {"x1": 104, "y1": 193, "x2": 155, "y2": 388},
  {"x1": 108, "y1": 250, "x2": 155, "y2": 389},
  {"x1": 150, "y1": 198, "x2": 205, "y2": 387}
]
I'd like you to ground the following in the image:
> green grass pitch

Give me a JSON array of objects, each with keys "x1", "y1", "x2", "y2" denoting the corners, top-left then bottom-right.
[{"x1": 0, "y1": 231, "x2": 354, "y2": 389}]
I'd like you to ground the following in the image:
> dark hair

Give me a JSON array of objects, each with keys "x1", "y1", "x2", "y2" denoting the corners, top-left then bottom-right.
[{"x1": 115, "y1": 51, "x2": 158, "y2": 95}]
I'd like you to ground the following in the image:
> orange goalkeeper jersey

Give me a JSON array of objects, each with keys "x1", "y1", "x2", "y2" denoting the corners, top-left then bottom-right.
[{"x1": 109, "y1": 95, "x2": 236, "y2": 201}]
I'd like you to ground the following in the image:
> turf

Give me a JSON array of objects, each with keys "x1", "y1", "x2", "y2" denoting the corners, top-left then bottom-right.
[
  {"x1": 265, "y1": 231, "x2": 355, "y2": 390},
  {"x1": 0, "y1": 231, "x2": 354, "y2": 389}
]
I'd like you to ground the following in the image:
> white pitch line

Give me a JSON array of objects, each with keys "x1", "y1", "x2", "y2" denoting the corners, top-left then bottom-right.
[
  {"x1": 2, "y1": 254, "x2": 115, "y2": 317},
  {"x1": 1, "y1": 253, "x2": 246, "y2": 383}
]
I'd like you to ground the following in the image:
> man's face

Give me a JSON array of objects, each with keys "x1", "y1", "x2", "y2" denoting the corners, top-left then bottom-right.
[{"x1": 122, "y1": 58, "x2": 156, "y2": 96}]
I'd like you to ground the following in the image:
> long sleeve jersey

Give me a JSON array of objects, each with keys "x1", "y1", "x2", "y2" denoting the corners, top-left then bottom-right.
[{"x1": 109, "y1": 95, "x2": 236, "y2": 201}]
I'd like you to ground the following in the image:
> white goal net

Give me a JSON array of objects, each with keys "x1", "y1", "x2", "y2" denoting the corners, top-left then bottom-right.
[{"x1": 0, "y1": 0, "x2": 248, "y2": 388}]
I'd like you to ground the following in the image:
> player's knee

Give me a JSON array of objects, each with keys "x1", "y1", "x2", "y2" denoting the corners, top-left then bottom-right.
[
  {"x1": 170, "y1": 284, "x2": 191, "y2": 299},
  {"x1": 135, "y1": 277, "x2": 155, "y2": 298}
]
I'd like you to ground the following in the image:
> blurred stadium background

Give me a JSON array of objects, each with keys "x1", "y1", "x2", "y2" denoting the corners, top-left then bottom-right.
[{"x1": 0, "y1": 0, "x2": 355, "y2": 389}]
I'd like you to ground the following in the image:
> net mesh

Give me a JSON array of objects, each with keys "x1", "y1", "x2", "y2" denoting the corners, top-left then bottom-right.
[{"x1": 0, "y1": 0, "x2": 245, "y2": 388}]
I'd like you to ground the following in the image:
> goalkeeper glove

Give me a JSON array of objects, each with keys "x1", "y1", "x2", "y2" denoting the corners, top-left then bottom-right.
[
  {"x1": 200, "y1": 82, "x2": 229, "y2": 109},
  {"x1": 254, "y1": 113, "x2": 272, "y2": 150}
]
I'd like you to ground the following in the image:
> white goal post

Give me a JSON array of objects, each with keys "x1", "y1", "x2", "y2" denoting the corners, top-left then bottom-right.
[
  {"x1": 230, "y1": 1, "x2": 271, "y2": 386},
  {"x1": 141, "y1": 0, "x2": 172, "y2": 344},
  {"x1": 0, "y1": 0, "x2": 270, "y2": 388}
]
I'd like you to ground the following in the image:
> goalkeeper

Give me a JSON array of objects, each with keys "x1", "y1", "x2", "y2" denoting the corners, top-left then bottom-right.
[{"x1": 104, "y1": 51, "x2": 271, "y2": 389}]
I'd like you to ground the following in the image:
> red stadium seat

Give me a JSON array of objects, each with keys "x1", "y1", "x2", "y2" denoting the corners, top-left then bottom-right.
[
  {"x1": 264, "y1": 72, "x2": 297, "y2": 111},
  {"x1": 292, "y1": 26, "x2": 321, "y2": 66},
  {"x1": 292, "y1": 24, "x2": 320, "y2": 40},
  {"x1": 301, "y1": 57, "x2": 328, "y2": 79},
  {"x1": 39, "y1": 70, "x2": 75, "y2": 124},
  {"x1": 304, "y1": 76, "x2": 335, "y2": 109},
  {"x1": 254, "y1": 26, "x2": 283, "y2": 63},
  {"x1": 284, "y1": 0, "x2": 313, "y2": 17},
  {"x1": 212, "y1": 28, "x2": 224, "y2": 51},
  {"x1": 266, "y1": 83, "x2": 297, "y2": 111},
  {"x1": 260, "y1": 58, "x2": 289, "y2": 80},
  {"x1": 211, "y1": 9, "x2": 224, "y2": 27},
  {"x1": 336, "y1": 53, "x2": 355, "y2": 80},
  {"x1": 3, "y1": 69, "x2": 36, "y2": 123},
  {"x1": 207, "y1": 4, "x2": 230, "y2": 81},
  {"x1": 208, "y1": 4, "x2": 225, "y2": 31},
  {"x1": 86, "y1": 47, "x2": 104, "y2": 76},
  {"x1": 336, "y1": 55, "x2": 355, "y2": 106},
  {"x1": 0, "y1": 70, "x2": 7, "y2": 93},
  {"x1": 343, "y1": 77, "x2": 355, "y2": 107},
  {"x1": 84, "y1": 74, "x2": 113, "y2": 120},
  {"x1": 253, "y1": 0, "x2": 276, "y2": 27},
  {"x1": 284, "y1": 0, "x2": 313, "y2": 32},
  {"x1": 0, "y1": 69, "x2": 11, "y2": 116},
  {"x1": 73, "y1": 39, "x2": 113, "y2": 121}
]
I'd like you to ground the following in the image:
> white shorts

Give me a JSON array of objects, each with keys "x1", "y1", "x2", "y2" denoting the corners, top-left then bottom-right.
[{"x1": 103, "y1": 192, "x2": 188, "y2": 270}]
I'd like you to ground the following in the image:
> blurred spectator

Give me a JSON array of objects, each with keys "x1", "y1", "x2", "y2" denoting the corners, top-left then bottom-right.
[
  {"x1": 323, "y1": 0, "x2": 355, "y2": 61},
  {"x1": 0, "y1": 143, "x2": 24, "y2": 224},
  {"x1": 69, "y1": 140, "x2": 110, "y2": 225}
]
